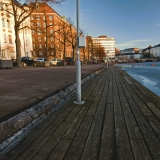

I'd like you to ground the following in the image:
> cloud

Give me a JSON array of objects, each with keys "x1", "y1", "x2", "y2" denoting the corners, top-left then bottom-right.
[{"x1": 116, "y1": 39, "x2": 149, "y2": 49}]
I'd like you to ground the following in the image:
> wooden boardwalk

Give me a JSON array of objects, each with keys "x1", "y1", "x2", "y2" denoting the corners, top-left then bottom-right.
[{"x1": 1, "y1": 66, "x2": 160, "y2": 160}]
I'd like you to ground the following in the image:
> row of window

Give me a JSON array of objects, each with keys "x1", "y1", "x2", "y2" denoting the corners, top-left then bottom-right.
[
  {"x1": 32, "y1": 29, "x2": 54, "y2": 34},
  {"x1": 1, "y1": 18, "x2": 12, "y2": 29},
  {"x1": 3, "y1": 34, "x2": 13, "y2": 44},
  {"x1": 33, "y1": 44, "x2": 55, "y2": 48},
  {"x1": 32, "y1": 37, "x2": 54, "y2": 42},
  {"x1": 31, "y1": 15, "x2": 53, "y2": 21},
  {"x1": 2, "y1": 33, "x2": 29, "y2": 46},
  {"x1": 31, "y1": 22, "x2": 53, "y2": 27},
  {"x1": 33, "y1": 50, "x2": 55, "y2": 56}
]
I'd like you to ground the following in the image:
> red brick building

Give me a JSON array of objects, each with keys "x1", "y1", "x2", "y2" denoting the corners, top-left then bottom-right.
[{"x1": 30, "y1": 2, "x2": 75, "y2": 60}]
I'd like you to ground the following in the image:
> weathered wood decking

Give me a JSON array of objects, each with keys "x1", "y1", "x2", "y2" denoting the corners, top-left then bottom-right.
[{"x1": 1, "y1": 66, "x2": 160, "y2": 160}]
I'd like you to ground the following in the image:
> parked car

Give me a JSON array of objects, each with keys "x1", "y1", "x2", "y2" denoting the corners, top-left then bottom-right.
[
  {"x1": 50, "y1": 58, "x2": 62, "y2": 66},
  {"x1": 35, "y1": 57, "x2": 47, "y2": 62},
  {"x1": 21, "y1": 57, "x2": 35, "y2": 66},
  {"x1": 65, "y1": 57, "x2": 74, "y2": 65}
]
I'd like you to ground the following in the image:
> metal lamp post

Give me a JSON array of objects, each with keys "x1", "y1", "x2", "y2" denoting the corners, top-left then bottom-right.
[{"x1": 74, "y1": 0, "x2": 85, "y2": 105}]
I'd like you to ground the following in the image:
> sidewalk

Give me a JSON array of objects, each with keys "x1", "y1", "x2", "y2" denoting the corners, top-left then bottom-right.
[{"x1": 0, "y1": 66, "x2": 160, "y2": 159}]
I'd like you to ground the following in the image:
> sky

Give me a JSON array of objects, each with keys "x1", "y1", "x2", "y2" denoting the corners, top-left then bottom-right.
[{"x1": 52, "y1": 0, "x2": 160, "y2": 50}]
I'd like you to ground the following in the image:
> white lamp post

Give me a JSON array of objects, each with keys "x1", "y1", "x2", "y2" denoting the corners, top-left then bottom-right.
[{"x1": 74, "y1": 0, "x2": 85, "y2": 105}]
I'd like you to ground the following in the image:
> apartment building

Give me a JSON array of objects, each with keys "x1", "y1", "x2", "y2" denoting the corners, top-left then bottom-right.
[
  {"x1": 0, "y1": 0, "x2": 15, "y2": 60},
  {"x1": 120, "y1": 48, "x2": 139, "y2": 54},
  {"x1": 92, "y1": 35, "x2": 115, "y2": 59},
  {"x1": 31, "y1": 2, "x2": 75, "y2": 60},
  {"x1": 0, "y1": 0, "x2": 33, "y2": 60},
  {"x1": 150, "y1": 44, "x2": 160, "y2": 58}
]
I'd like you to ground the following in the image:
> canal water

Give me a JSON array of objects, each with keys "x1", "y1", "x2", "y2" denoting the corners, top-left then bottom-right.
[{"x1": 119, "y1": 62, "x2": 160, "y2": 96}]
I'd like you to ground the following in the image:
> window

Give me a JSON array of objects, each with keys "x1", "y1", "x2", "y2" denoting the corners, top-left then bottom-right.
[
  {"x1": 7, "y1": 20, "x2": 11, "y2": 29},
  {"x1": 32, "y1": 37, "x2": 35, "y2": 42},
  {"x1": 0, "y1": 2, "x2": 2, "y2": 10},
  {"x1": 43, "y1": 16, "x2": 45, "y2": 20},
  {"x1": 8, "y1": 35, "x2": 12, "y2": 44},
  {"x1": 39, "y1": 44, "x2": 42, "y2": 48},
  {"x1": 50, "y1": 23, "x2": 53, "y2": 26},
  {"x1": 2, "y1": 49, "x2": 5, "y2": 57},
  {"x1": 36, "y1": 16, "x2": 40, "y2": 20},
  {"x1": 51, "y1": 44, "x2": 54, "y2": 48},
  {"x1": 50, "y1": 37, "x2": 54, "y2": 41},
  {"x1": 31, "y1": 22, "x2": 34, "y2": 26},
  {"x1": 50, "y1": 30, "x2": 54, "y2": 34},
  {"x1": 49, "y1": 15, "x2": 52, "y2": 20},
  {"x1": 3, "y1": 33, "x2": 6, "y2": 42},
  {"x1": 37, "y1": 22, "x2": 41, "y2": 27},
  {"x1": 39, "y1": 51, "x2": 42, "y2": 55},
  {"x1": 32, "y1": 30, "x2": 35, "y2": 34},
  {"x1": 37, "y1": 30, "x2": 41, "y2": 35},
  {"x1": 30, "y1": 16, "x2": 34, "y2": 20},
  {"x1": 43, "y1": 22, "x2": 46, "y2": 27},
  {"x1": 2, "y1": 18, "x2": 5, "y2": 27},
  {"x1": 33, "y1": 44, "x2": 36, "y2": 48},
  {"x1": 26, "y1": 40, "x2": 28, "y2": 46},
  {"x1": 38, "y1": 37, "x2": 42, "y2": 41}
]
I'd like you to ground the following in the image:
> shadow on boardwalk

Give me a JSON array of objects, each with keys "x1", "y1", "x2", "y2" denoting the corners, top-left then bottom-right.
[{"x1": 1, "y1": 66, "x2": 160, "y2": 160}]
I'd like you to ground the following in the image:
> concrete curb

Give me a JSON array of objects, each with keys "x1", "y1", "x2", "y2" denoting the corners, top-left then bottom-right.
[{"x1": 0, "y1": 66, "x2": 106, "y2": 152}]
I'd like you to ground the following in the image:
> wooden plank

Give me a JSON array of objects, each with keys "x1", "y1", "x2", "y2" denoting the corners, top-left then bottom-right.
[
  {"x1": 26, "y1": 69, "x2": 108, "y2": 160},
  {"x1": 80, "y1": 72, "x2": 109, "y2": 159},
  {"x1": 117, "y1": 67, "x2": 160, "y2": 159},
  {"x1": 114, "y1": 68, "x2": 152, "y2": 160},
  {"x1": 112, "y1": 67, "x2": 134, "y2": 160},
  {"x1": 99, "y1": 69, "x2": 115, "y2": 160},
  {"x1": 63, "y1": 70, "x2": 109, "y2": 159}
]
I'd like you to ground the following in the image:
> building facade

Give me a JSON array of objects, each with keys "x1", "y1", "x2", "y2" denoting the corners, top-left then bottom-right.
[
  {"x1": 0, "y1": 0, "x2": 33, "y2": 60},
  {"x1": 120, "y1": 48, "x2": 139, "y2": 54},
  {"x1": 92, "y1": 35, "x2": 115, "y2": 59},
  {"x1": 0, "y1": 0, "x2": 15, "y2": 60},
  {"x1": 150, "y1": 44, "x2": 160, "y2": 58},
  {"x1": 31, "y1": 2, "x2": 75, "y2": 60}
]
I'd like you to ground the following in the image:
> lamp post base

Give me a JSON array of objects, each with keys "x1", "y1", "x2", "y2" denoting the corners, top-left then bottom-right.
[{"x1": 73, "y1": 101, "x2": 85, "y2": 105}]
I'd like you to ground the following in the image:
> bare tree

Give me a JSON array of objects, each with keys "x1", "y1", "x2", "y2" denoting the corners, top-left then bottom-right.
[
  {"x1": 55, "y1": 18, "x2": 71, "y2": 61},
  {"x1": 93, "y1": 43, "x2": 106, "y2": 63},
  {"x1": 66, "y1": 17, "x2": 77, "y2": 60},
  {"x1": 1, "y1": 0, "x2": 65, "y2": 67}
]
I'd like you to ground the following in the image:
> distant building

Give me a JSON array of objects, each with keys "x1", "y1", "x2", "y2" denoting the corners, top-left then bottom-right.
[
  {"x1": 150, "y1": 44, "x2": 160, "y2": 58},
  {"x1": 92, "y1": 35, "x2": 115, "y2": 59},
  {"x1": 120, "y1": 48, "x2": 139, "y2": 54},
  {"x1": 115, "y1": 48, "x2": 143, "y2": 62},
  {"x1": 115, "y1": 48, "x2": 120, "y2": 55},
  {"x1": 142, "y1": 45, "x2": 152, "y2": 58}
]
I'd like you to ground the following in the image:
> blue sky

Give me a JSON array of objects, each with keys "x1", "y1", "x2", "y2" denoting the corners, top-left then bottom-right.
[{"x1": 53, "y1": 0, "x2": 160, "y2": 50}]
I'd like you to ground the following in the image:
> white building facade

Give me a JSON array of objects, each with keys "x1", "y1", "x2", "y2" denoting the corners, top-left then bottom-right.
[
  {"x1": 92, "y1": 36, "x2": 115, "y2": 59},
  {"x1": 150, "y1": 44, "x2": 160, "y2": 58},
  {"x1": 0, "y1": 0, "x2": 33, "y2": 60},
  {"x1": 0, "y1": 0, "x2": 15, "y2": 60}
]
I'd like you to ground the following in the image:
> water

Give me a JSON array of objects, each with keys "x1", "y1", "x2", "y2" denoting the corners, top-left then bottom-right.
[{"x1": 118, "y1": 62, "x2": 160, "y2": 96}]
